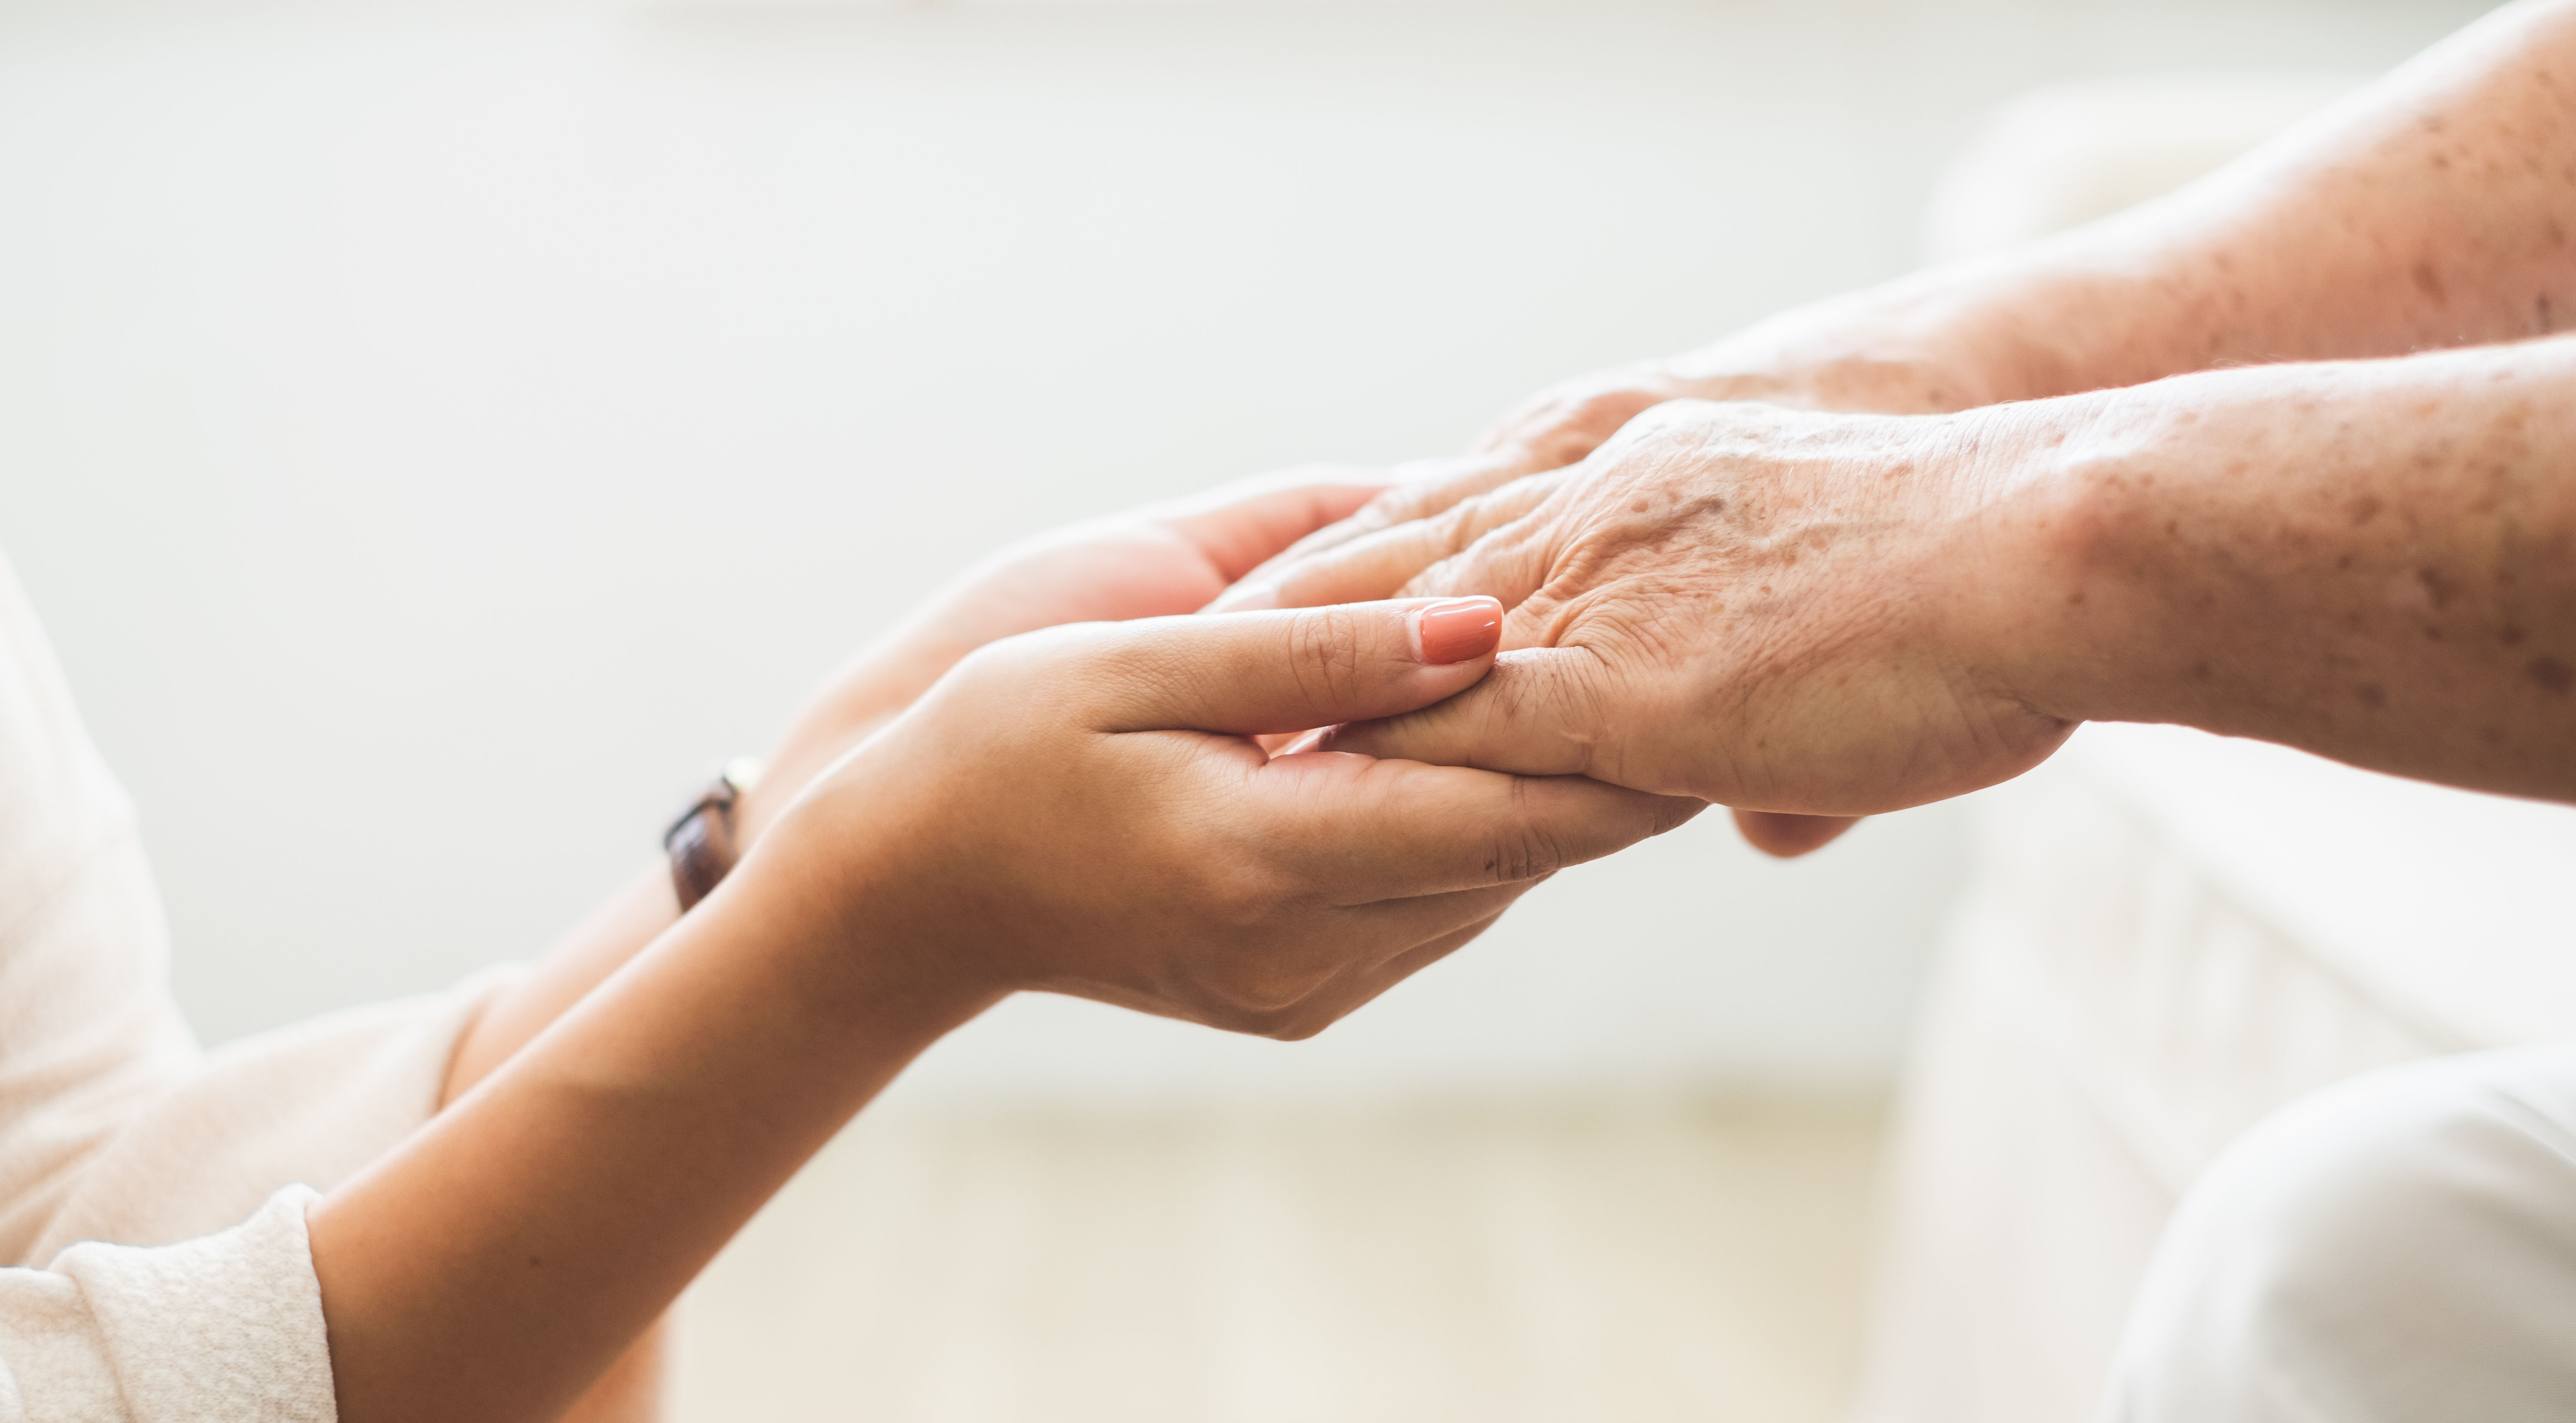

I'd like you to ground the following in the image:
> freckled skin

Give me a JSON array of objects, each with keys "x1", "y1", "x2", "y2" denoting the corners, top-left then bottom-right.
[
  {"x1": 1236, "y1": 0, "x2": 2576, "y2": 851},
  {"x1": 1979, "y1": 341, "x2": 2576, "y2": 802},
  {"x1": 1306, "y1": 326, "x2": 2576, "y2": 821}
]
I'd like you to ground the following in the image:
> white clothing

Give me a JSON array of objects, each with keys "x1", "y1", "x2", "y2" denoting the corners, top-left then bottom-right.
[
  {"x1": 2107, "y1": 1044, "x2": 2576, "y2": 1422},
  {"x1": 0, "y1": 547, "x2": 507, "y2": 1420}
]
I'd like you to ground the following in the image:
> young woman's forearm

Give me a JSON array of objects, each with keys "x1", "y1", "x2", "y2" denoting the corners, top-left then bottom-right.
[
  {"x1": 319, "y1": 474, "x2": 1443, "y2": 1412},
  {"x1": 434, "y1": 866, "x2": 698, "y2": 1423},
  {"x1": 310, "y1": 829, "x2": 996, "y2": 1423},
  {"x1": 1996, "y1": 335, "x2": 2576, "y2": 800},
  {"x1": 440, "y1": 869, "x2": 674, "y2": 1103},
  {"x1": 439, "y1": 756, "x2": 853, "y2": 1107}
]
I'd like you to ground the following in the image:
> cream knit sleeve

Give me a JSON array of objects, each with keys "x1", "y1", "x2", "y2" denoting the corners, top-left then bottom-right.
[
  {"x1": 0, "y1": 513, "x2": 516, "y2": 1408},
  {"x1": 0, "y1": 1186, "x2": 335, "y2": 1423}
]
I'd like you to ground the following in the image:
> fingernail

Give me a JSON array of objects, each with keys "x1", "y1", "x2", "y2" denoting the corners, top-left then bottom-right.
[
  {"x1": 1209, "y1": 582, "x2": 1279, "y2": 613},
  {"x1": 1277, "y1": 727, "x2": 1331, "y2": 755},
  {"x1": 1411, "y1": 596, "x2": 1502, "y2": 664}
]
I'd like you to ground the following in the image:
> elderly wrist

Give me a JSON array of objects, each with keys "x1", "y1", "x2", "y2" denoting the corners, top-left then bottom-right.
[
  {"x1": 1663, "y1": 288, "x2": 2036, "y2": 416},
  {"x1": 1915, "y1": 398, "x2": 2120, "y2": 729},
  {"x1": 1962, "y1": 385, "x2": 2202, "y2": 733}
]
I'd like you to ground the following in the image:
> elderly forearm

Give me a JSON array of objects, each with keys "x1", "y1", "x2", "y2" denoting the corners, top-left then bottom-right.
[
  {"x1": 1692, "y1": 0, "x2": 2576, "y2": 412},
  {"x1": 1995, "y1": 335, "x2": 2576, "y2": 800}
]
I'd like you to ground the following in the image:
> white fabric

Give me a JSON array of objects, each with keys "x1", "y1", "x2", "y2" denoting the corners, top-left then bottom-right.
[
  {"x1": 0, "y1": 545, "x2": 510, "y2": 1417},
  {"x1": 4, "y1": 1187, "x2": 328, "y2": 1423},
  {"x1": 1851, "y1": 728, "x2": 2576, "y2": 1423},
  {"x1": 1855, "y1": 73, "x2": 2576, "y2": 1423},
  {"x1": 2109, "y1": 1046, "x2": 2576, "y2": 1422}
]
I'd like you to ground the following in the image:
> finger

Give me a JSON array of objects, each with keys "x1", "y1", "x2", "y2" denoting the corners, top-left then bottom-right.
[
  {"x1": 1207, "y1": 470, "x2": 1567, "y2": 613},
  {"x1": 1472, "y1": 379, "x2": 1671, "y2": 470},
  {"x1": 1732, "y1": 810, "x2": 1863, "y2": 858},
  {"x1": 1215, "y1": 374, "x2": 1669, "y2": 603},
  {"x1": 1149, "y1": 467, "x2": 1391, "y2": 583},
  {"x1": 1207, "y1": 448, "x2": 1543, "y2": 605},
  {"x1": 1253, "y1": 749, "x2": 1704, "y2": 902},
  {"x1": 1051, "y1": 597, "x2": 1504, "y2": 735},
  {"x1": 1319, "y1": 645, "x2": 1620, "y2": 780}
]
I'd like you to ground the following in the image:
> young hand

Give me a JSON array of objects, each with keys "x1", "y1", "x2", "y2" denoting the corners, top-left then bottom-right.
[
  {"x1": 741, "y1": 469, "x2": 1385, "y2": 841},
  {"x1": 754, "y1": 596, "x2": 1706, "y2": 1037},
  {"x1": 319, "y1": 592, "x2": 1701, "y2": 1423}
]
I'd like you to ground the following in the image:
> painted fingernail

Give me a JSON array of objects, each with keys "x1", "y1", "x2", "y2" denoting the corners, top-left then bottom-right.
[
  {"x1": 1412, "y1": 596, "x2": 1503, "y2": 664},
  {"x1": 1209, "y1": 582, "x2": 1279, "y2": 613}
]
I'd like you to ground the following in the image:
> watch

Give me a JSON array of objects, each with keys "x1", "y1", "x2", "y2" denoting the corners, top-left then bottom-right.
[{"x1": 664, "y1": 756, "x2": 764, "y2": 912}]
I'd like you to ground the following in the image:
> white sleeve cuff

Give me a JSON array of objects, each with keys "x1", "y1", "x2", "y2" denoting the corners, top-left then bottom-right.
[{"x1": 47, "y1": 1185, "x2": 336, "y2": 1423}]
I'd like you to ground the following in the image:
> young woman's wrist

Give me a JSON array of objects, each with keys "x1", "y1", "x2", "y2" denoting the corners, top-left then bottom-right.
[
  {"x1": 735, "y1": 655, "x2": 942, "y2": 847},
  {"x1": 728, "y1": 767, "x2": 1014, "y2": 1031}
]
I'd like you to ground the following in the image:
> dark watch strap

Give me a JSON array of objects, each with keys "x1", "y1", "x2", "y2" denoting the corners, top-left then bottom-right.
[{"x1": 664, "y1": 757, "x2": 762, "y2": 912}]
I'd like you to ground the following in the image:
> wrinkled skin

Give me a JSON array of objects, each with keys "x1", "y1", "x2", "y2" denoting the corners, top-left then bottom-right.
[
  {"x1": 1235, "y1": 0, "x2": 2576, "y2": 853},
  {"x1": 1256, "y1": 331, "x2": 2002, "y2": 590},
  {"x1": 1222, "y1": 327, "x2": 2002, "y2": 855},
  {"x1": 1266, "y1": 401, "x2": 2072, "y2": 838}
]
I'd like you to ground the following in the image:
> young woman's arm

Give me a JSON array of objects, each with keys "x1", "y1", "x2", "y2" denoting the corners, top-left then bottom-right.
[
  {"x1": 428, "y1": 472, "x2": 1388, "y2": 1420},
  {"x1": 440, "y1": 471, "x2": 1388, "y2": 1105},
  {"x1": 307, "y1": 597, "x2": 1701, "y2": 1423}
]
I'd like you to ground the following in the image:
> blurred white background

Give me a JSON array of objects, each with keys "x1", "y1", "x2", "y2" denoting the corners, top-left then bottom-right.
[{"x1": 0, "y1": 0, "x2": 2492, "y2": 1108}]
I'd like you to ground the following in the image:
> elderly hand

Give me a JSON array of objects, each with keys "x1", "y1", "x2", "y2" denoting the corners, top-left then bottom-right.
[
  {"x1": 1259, "y1": 400, "x2": 2075, "y2": 856},
  {"x1": 1212, "y1": 295, "x2": 2029, "y2": 853},
  {"x1": 1225, "y1": 290, "x2": 2025, "y2": 608}
]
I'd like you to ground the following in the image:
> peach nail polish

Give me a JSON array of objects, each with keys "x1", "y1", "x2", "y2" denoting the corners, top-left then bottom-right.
[{"x1": 1413, "y1": 597, "x2": 1503, "y2": 664}]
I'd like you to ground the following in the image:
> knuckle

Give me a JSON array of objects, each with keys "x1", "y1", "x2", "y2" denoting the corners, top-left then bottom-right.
[
  {"x1": 1444, "y1": 487, "x2": 1520, "y2": 549},
  {"x1": 1486, "y1": 810, "x2": 1572, "y2": 884},
  {"x1": 1495, "y1": 652, "x2": 1613, "y2": 743},
  {"x1": 1565, "y1": 385, "x2": 1659, "y2": 434},
  {"x1": 1515, "y1": 382, "x2": 1668, "y2": 468},
  {"x1": 1604, "y1": 397, "x2": 1720, "y2": 458},
  {"x1": 1285, "y1": 607, "x2": 1367, "y2": 708}
]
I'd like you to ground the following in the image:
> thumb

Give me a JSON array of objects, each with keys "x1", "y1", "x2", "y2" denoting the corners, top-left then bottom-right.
[{"x1": 1074, "y1": 597, "x2": 1506, "y2": 736}]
